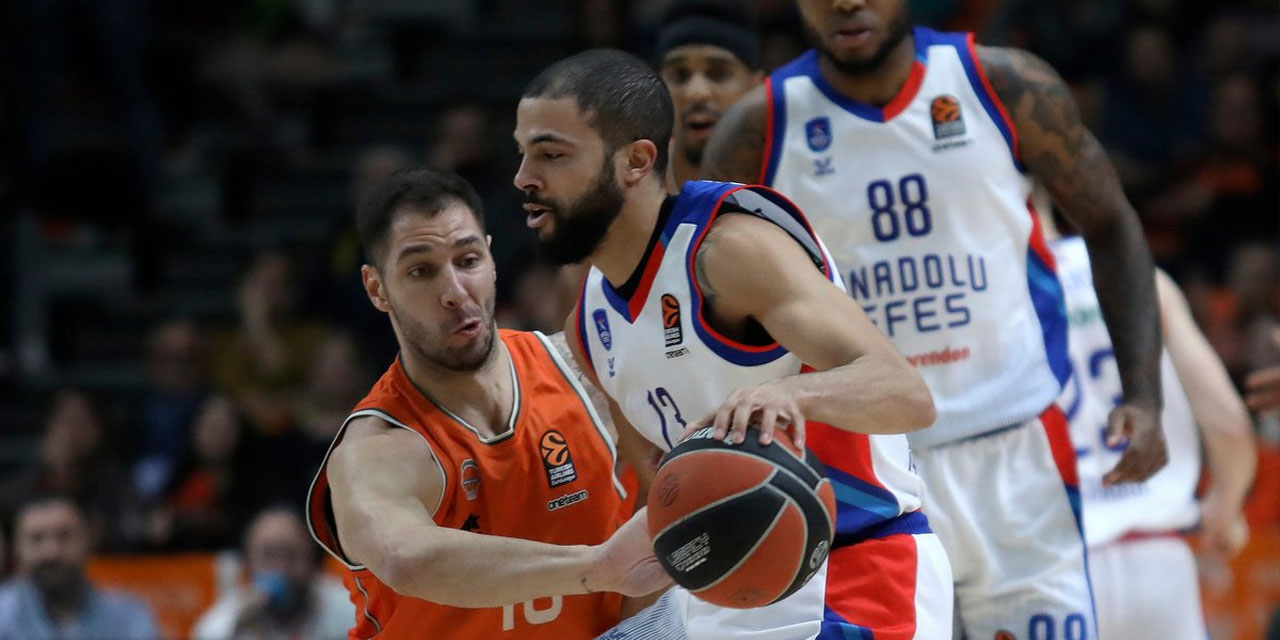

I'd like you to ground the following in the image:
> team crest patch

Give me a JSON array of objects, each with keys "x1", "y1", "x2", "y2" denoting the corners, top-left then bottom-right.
[
  {"x1": 661, "y1": 294, "x2": 683, "y2": 347},
  {"x1": 460, "y1": 459, "x2": 481, "y2": 501},
  {"x1": 930, "y1": 95, "x2": 965, "y2": 139},
  {"x1": 540, "y1": 430, "x2": 578, "y2": 487},
  {"x1": 804, "y1": 116, "x2": 832, "y2": 152},
  {"x1": 592, "y1": 308, "x2": 612, "y2": 351}
]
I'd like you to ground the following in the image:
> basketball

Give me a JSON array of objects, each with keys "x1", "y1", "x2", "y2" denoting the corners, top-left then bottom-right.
[{"x1": 646, "y1": 425, "x2": 837, "y2": 609}]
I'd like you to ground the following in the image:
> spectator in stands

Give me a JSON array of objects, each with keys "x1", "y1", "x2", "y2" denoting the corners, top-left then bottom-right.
[
  {"x1": 0, "y1": 495, "x2": 159, "y2": 639},
  {"x1": 0, "y1": 391, "x2": 138, "y2": 551},
  {"x1": 1248, "y1": 330, "x2": 1280, "y2": 414},
  {"x1": 1146, "y1": 75, "x2": 1278, "y2": 280},
  {"x1": 146, "y1": 395, "x2": 261, "y2": 551},
  {"x1": 258, "y1": 330, "x2": 370, "y2": 505},
  {"x1": 191, "y1": 506, "x2": 352, "y2": 640},
  {"x1": 211, "y1": 251, "x2": 329, "y2": 435},
  {"x1": 1102, "y1": 25, "x2": 1208, "y2": 199},
  {"x1": 134, "y1": 319, "x2": 210, "y2": 502}
]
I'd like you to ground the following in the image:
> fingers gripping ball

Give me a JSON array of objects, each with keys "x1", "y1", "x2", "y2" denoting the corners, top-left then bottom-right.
[{"x1": 646, "y1": 425, "x2": 836, "y2": 608}]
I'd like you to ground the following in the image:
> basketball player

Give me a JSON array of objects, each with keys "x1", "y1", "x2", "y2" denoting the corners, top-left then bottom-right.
[
  {"x1": 305, "y1": 168, "x2": 672, "y2": 639},
  {"x1": 1050, "y1": 222, "x2": 1255, "y2": 640},
  {"x1": 700, "y1": 1, "x2": 1169, "y2": 637},
  {"x1": 515, "y1": 49, "x2": 953, "y2": 640},
  {"x1": 656, "y1": 0, "x2": 763, "y2": 188}
]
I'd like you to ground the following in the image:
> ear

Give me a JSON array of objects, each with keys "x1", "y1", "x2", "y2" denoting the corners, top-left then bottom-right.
[
  {"x1": 361, "y1": 264, "x2": 392, "y2": 313},
  {"x1": 486, "y1": 234, "x2": 493, "y2": 247},
  {"x1": 621, "y1": 139, "x2": 659, "y2": 187}
]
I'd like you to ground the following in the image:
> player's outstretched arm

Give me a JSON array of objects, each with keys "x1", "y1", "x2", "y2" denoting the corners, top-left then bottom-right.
[
  {"x1": 699, "y1": 85, "x2": 769, "y2": 183},
  {"x1": 693, "y1": 214, "x2": 936, "y2": 445},
  {"x1": 327, "y1": 417, "x2": 670, "y2": 607},
  {"x1": 980, "y1": 45, "x2": 1167, "y2": 484},
  {"x1": 1156, "y1": 270, "x2": 1256, "y2": 557}
]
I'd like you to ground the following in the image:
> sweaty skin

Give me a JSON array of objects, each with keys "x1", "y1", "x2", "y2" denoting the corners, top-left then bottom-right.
[{"x1": 702, "y1": 42, "x2": 1167, "y2": 484}]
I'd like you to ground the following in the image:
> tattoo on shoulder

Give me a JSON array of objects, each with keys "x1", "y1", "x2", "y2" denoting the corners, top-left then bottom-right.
[
  {"x1": 700, "y1": 88, "x2": 769, "y2": 184},
  {"x1": 977, "y1": 45, "x2": 1127, "y2": 229}
]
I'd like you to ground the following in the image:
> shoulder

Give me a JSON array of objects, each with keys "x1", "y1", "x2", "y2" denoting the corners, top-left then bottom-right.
[
  {"x1": 190, "y1": 594, "x2": 243, "y2": 639},
  {"x1": 973, "y1": 45, "x2": 1071, "y2": 115},
  {"x1": 0, "y1": 580, "x2": 22, "y2": 613},
  {"x1": 696, "y1": 213, "x2": 813, "y2": 300},
  {"x1": 702, "y1": 84, "x2": 771, "y2": 183},
  {"x1": 329, "y1": 415, "x2": 432, "y2": 475},
  {"x1": 94, "y1": 588, "x2": 158, "y2": 629}
]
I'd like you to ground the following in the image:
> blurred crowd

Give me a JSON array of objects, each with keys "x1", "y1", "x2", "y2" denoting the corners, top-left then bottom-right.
[{"x1": 0, "y1": 0, "x2": 1275, "y2": 637}]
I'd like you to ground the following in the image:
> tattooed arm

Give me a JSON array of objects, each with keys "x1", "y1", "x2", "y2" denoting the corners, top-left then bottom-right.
[
  {"x1": 980, "y1": 46, "x2": 1167, "y2": 483},
  {"x1": 700, "y1": 85, "x2": 770, "y2": 183}
]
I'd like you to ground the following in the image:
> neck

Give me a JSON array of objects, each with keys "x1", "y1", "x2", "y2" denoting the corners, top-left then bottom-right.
[
  {"x1": 35, "y1": 579, "x2": 87, "y2": 623},
  {"x1": 400, "y1": 336, "x2": 513, "y2": 434},
  {"x1": 591, "y1": 179, "x2": 669, "y2": 287},
  {"x1": 671, "y1": 151, "x2": 699, "y2": 190},
  {"x1": 817, "y1": 31, "x2": 916, "y2": 107}
]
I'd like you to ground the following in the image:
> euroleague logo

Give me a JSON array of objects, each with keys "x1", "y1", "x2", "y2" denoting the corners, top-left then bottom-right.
[
  {"x1": 994, "y1": 631, "x2": 1017, "y2": 640},
  {"x1": 661, "y1": 294, "x2": 683, "y2": 347},
  {"x1": 930, "y1": 94, "x2": 965, "y2": 139},
  {"x1": 540, "y1": 430, "x2": 578, "y2": 487}
]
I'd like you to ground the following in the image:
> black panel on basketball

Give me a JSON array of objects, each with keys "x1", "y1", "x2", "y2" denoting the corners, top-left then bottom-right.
[{"x1": 650, "y1": 483, "x2": 786, "y2": 590}]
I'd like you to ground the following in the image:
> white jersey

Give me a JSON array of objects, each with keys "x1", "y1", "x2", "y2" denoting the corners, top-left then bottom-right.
[
  {"x1": 763, "y1": 27, "x2": 1069, "y2": 448},
  {"x1": 575, "y1": 180, "x2": 924, "y2": 540},
  {"x1": 1053, "y1": 236, "x2": 1200, "y2": 546}
]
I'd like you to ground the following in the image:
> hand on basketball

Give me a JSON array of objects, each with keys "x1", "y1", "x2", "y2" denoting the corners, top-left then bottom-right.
[
  {"x1": 589, "y1": 508, "x2": 672, "y2": 597},
  {"x1": 687, "y1": 382, "x2": 806, "y2": 449},
  {"x1": 1200, "y1": 487, "x2": 1249, "y2": 558},
  {"x1": 1101, "y1": 402, "x2": 1168, "y2": 485}
]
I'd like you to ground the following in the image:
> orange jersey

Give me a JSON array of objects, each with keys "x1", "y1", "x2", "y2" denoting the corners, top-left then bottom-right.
[{"x1": 307, "y1": 330, "x2": 626, "y2": 639}]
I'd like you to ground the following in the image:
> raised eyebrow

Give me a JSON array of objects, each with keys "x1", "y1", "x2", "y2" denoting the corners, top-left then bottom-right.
[{"x1": 454, "y1": 235, "x2": 484, "y2": 249}]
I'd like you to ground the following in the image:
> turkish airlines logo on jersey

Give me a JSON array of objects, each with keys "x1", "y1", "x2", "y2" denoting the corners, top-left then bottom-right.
[
  {"x1": 592, "y1": 308, "x2": 612, "y2": 351},
  {"x1": 661, "y1": 294, "x2": 683, "y2": 347},
  {"x1": 540, "y1": 430, "x2": 578, "y2": 487},
  {"x1": 460, "y1": 459, "x2": 481, "y2": 501},
  {"x1": 930, "y1": 95, "x2": 965, "y2": 139},
  {"x1": 804, "y1": 116, "x2": 832, "y2": 152}
]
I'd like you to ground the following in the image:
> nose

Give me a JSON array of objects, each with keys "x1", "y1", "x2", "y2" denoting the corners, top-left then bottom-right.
[
  {"x1": 439, "y1": 266, "x2": 468, "y2": 309},
  {"x1": 513, "y1": 157, "x2": 541, "y2": 194},
  {"x1": 685, "y1": 72, "x2": 714, "y2": 102}
]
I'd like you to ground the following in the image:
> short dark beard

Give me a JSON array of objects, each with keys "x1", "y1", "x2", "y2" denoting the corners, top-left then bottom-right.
[
  {"x1": 533, "y1": 154, "x2": 624, "y2": 266},
  {"x1": 393, "y1": 303, "x2": 497, "y2": 372},
  {"x1": 804, "y1": 10, "x2": 910, "y2": 77},
  {"x1": 682, "y1": 142, "x2": 703, "y2": 168}
]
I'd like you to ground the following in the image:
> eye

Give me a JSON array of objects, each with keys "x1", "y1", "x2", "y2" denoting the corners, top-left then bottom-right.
[
  {"x1": 458, "y1": 254, "x2": 482, "y2": 268},
  {"x1": 707, "y1": 66, "x2": 731, "y2": 83},
  {"x1": 541, "y1": 151, "x2": 563, "y2": 161}
]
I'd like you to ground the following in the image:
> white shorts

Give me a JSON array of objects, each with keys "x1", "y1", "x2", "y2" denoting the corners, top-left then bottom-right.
[
  {"x1": 914, "y1": 407, "x2": 1097, "y2": 640},
  {"x1": 599, "y1": 561, "x2": 827, "y2": 640},
  {"x1": 1087, "y1": 536, "x2": 1206, "y2": 640}
]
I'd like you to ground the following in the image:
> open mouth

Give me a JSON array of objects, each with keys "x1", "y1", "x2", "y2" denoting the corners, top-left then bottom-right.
[
  {"x1": 523, "y1": 202, "x2": 553, "y2": 229},
  {"x1": 684, "y1": 112, "x2": 719, "y2": 136},
  {"x1": 452, "y1": 319, "x2": 483, "y2": 338},
  {"x1": 835, "y1": 27, "x2": 873, "y2": 47}
]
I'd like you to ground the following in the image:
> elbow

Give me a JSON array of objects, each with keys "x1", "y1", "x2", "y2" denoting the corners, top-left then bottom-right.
[
  {"x1": 906, "y1": 384, "x2": 936, "y2": 430},
  {"x1": 904, "y1": 383, "x2": 937, "y2": 432},
  {"x1": 370, "y1": 543, "x2": 441, "y2": 602}
]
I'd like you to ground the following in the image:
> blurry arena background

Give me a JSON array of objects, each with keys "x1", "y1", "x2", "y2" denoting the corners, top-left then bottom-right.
[{"x1": 0, "y1": 0, "x2": 1276, "y2": 638}]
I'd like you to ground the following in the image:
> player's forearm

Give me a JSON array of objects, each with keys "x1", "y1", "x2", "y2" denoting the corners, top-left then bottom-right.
[
  {"x1": 778, "y1": 352, "x2": 936, "y2": 434},
  {"x1": 1083, "y1": 219, "x2": 1163, "y2": 409},
  {"x1": 375, "y1": 526, "x2": 598, "y2": 607},
  {"x1": 1202, "y1": 419, "x2": 1256, "y2": 511}
]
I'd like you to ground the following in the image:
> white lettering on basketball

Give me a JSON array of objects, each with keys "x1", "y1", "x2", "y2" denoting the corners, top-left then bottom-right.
[{"x1": 668, "y1": 532, "x2": 712, "y2": 573}]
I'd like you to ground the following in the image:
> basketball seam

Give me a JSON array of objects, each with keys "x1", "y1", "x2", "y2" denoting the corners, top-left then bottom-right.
[
  {"x1": 651, "y1": 469, "x2": 779, "y2": 542},
  {"x1": 689, "y1": 484, "x2": 807, "y2": 602},
  {"x1": 671, "y1": 446, "x2": 820, "y2": 490}
]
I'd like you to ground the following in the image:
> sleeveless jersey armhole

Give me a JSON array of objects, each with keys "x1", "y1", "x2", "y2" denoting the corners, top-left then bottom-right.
[{"x1": 306, "y1": 408, "x2": 450, "y2": 570}]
